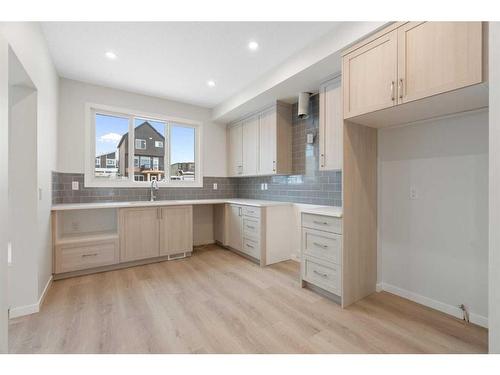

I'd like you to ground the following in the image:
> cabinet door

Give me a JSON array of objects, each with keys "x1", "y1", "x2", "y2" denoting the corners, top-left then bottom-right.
[
  {"x1": 119, "y1": 207, "x2": 159, "y2": 262},
  {"x1": 226, "y1": 205, "x2": 242, "y2": 251},
  {"x1": 228, "y1": 123, "x2": 243, "y2": 176},
  {"x1": 397, "y1": 22, "x2": 483, "y2": 104},
  {"x1": 159, "y1": 206, "x2": 193, "y2": 256},
  {"x1": 319, "y1": 78, "x2": 343, "y2": 171},
  {"x1": 343, "y1": 30, "x2": 398, "y2": 118},
  {"x1": 258, "y1": 107, "x2": 277, "y2": 175},
  {"x1": 242, "y1": 116, "x2": 259, "y2": 176}
]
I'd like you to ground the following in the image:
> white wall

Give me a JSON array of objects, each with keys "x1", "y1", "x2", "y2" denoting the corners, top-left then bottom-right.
[
  {"x1": 489, "y1": 21, "x2": 500, "y2": 353},
  {"x1": 0, "y1": 34, "x2": 9, "y2": 353},
  {"x1": 0, "y1": 22, "x2": 59, "y2": 316},
  {"x1": 378, "y1": 110, "x2": 489, "y2": 327},
  {"x1": 8, "y1": 87, "x2": 38, "y2": 312},
  {"x1": 58, "y1": 78, "x2": 227, "y2": 177}
]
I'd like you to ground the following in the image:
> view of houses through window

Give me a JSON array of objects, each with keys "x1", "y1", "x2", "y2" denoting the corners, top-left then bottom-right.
[{"x1": 94, "y1": 110, "x2": 196, "y2": 183}]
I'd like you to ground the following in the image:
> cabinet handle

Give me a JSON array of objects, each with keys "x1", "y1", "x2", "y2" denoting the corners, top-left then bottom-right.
[
  {"x1": 313, "y1": 242, "x2": 328, "y2": 249},
  {"x1": 246, "y1": 225, "x2": 255, "y2": 229},
  {"x1": 399, "y1": 79, "x2": 404, "y2": 99},
  {"x1": 246, "y1": 243, "x2": 255, "y2": 249},
  {"x1": 313, "y1": 270, "x2": 328, "y2": 278},
  {"x1": 82, "y1": 253, "x2": 98, "y2": 258},
  {"x1": 391, "y1": 81, "x2": 395, "y2": 101},
  {"x1": 272, "y1": 160, "x2": 276, "y2": 172},
  {"x1": 313, "y1": 220, "x2": 329, "y2": 225},
  {"x1": 238, "y1": 207, "x2": 242, "y2": 217},
  {"x1": 320, "y1": 153, "x2": 325, "y2": 168}
]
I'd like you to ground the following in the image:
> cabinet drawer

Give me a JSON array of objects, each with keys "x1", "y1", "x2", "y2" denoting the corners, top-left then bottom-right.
[
  {"x1": 242, "y1": 216, "x2": 260, "y2": 238},
  {"x1": 302, "y1": 213, "x2": 342, "y2": 234},
  {"x1": 302, "y1": 228, "x2": 341, "y2": 264},
  {"x1": 55, "y1": 240, "x2": 118, "y2": 274},
  {"x1": 303, "y1": 256, "x2": 341, "y2": 296},
  {"x1": 242, "y1": 237, "x2": 260, "y2": 259},
  {"x1": 242, "y1": 206, "x2": 261, "y2": 218}
]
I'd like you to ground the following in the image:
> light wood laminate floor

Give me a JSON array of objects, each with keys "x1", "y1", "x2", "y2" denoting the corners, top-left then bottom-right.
[{"x1": 9, "y1": 245, "x2": 488, "y2": 353}]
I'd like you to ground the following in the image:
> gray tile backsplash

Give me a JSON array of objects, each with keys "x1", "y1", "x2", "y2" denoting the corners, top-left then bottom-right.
[{"x1": 53, "y1": 94, "x2": 342, "y2": 206}]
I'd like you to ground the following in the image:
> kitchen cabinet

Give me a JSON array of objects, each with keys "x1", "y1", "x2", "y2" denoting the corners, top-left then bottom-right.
[
  {"x1": 159, "y1": 206, "x2": 193, "y2": 257},
  {"x1": 242, "y1": 116, "x2": 259, "y2": 175},
  {"x1": 397, "y1": 22, "x2": 483, "y2": 104},
  {"x1": 227, "y1": 101, "x2": 292, "y2": 177},
  {"x1": 119, "y1": 207, "x2": 160, "y2": 262},
  {"x1": 342, "y1": 29, "x2": 398, "y2": 118},
  {"x1": 228, "y1": 122, "x2": 243, "y2": 176},
  {"x1": 342, "y1": 22, "x2": 486, "y2": 121},
  {"x1": 226, "y1": 204, "x2": 243, "y2": 251},
  {"x1": 319, "y1": 77, "x2": 343, "y2": 171}
]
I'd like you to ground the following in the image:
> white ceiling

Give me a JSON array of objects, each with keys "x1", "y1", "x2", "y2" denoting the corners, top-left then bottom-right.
[{"x1": 41, "y1": 22, "x2": 339, "y2": 108}]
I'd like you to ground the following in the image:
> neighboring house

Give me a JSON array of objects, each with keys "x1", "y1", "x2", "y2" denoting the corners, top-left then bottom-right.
[
  {"x1": 117, "y1": 121, "x2": 165, "y2": 181},
  {"x1": 170, "y1": 162, "x2": 195, "y2": 181},
  {"x1": 95, "y1": 151, "x2": 119, "y2": 177}
]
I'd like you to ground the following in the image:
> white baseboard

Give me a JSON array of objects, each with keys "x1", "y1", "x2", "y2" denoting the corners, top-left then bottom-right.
[
  {"x1": 376, "y1": 282, "x2": 488, "y2": 328},
  {"x1": 9, "y1": 276, "x2": 53, "y2": 319}
]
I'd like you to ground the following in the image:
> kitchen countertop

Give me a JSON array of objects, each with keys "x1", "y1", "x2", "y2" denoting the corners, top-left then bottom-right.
[
  {"x1": 299, "y1": 205, "x2": 343, "y2": 218},
  {"x1": 51, "y1": 198, "x2": 294, "y2": 211}
]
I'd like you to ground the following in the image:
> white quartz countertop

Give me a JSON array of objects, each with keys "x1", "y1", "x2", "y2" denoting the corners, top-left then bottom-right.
[
  {"x1": 51, "y1": 198, "x2": 294, "y2": 211},
  {"x1": 299, "y1": 205, "x2": 343, "y2": 218}
]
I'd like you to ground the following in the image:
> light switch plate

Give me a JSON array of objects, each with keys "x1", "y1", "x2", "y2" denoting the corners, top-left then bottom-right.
[
  {"x1": 264, "y1": 183, "x2": 268, "y2": 190},
  {"x1": 213, "y1": 183, "x2": 218, "y2": 190},
  {"x1": 72, "y1": 181, "x2": 79, "y2": 190}
]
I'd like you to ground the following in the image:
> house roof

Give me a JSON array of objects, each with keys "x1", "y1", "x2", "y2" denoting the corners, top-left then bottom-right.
[{"x1": 117, "y1": 121, "x2": 165, "y2": 148}]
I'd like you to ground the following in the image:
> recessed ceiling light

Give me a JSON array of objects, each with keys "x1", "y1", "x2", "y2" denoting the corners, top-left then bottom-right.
[
  {"x1": 207, "y1": 80, "x2": 216, "y2": 88},
  {"x1": 105, "y1": 51, "x2": 117, "y2": 60},
  {"x1": 248, "y1": 41, "x2": 259, "y2": 51}
]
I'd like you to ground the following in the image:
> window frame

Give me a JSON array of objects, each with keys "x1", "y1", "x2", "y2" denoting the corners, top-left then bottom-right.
[
  {"x1": 155, "y1": 140, "x2": 163, "y2": 148},
  {"x1": 85, "y1": 103, "x2": 202, "y2": 188},
  {"x1": 135, "y1": 139, "x2": 146, "y2": 150}
]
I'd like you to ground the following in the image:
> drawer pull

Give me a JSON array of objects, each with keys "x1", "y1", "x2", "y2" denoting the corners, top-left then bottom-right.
[
  {"x1": 246, "y1": 225, "x2": 255, "y2": 229},
  {"x1": 313, "y1": 242, "x2": 328, "y2": 249},
  {"x1": 313, "y1": 270, "x2": 328, "y2": 278},
  {"x1": 81, "y1": 253, "x2": 98, "y2": 258},
  {"x1": 246, "y1": 243, "x2": 255, "y2": 249},
  {"x1": 313, "y1": 220, "x2": 329, "y2": 225}
]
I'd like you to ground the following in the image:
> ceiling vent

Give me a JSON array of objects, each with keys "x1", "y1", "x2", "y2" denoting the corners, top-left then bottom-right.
[{"x1": 298, "y1": 92, "x2": 311, "y2": 119}]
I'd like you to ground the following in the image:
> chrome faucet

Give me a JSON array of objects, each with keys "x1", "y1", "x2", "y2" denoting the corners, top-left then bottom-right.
[{"x1": 150, "y1": 179, "x2": 159, "y2": 202}]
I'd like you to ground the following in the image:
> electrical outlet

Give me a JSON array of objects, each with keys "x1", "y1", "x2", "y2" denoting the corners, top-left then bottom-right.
[
  {"x1": 264, "y1": 183, "x2": 268, "y2": 190},
  {"x1": 213, "y1": 183, "x2": 218, "y2": 190},
  {"x1": 261, "y1": 183, "x2": 265, "y2": 190},
  {"x1": 409, "y1": 186, "x2": 418, "y2": 200},
  {"x1": 72, "y1": 181, "x2": 79, "y2": 190},
  {"x1": 7, "y1": 242, "x2": 12, "y2": 265}
]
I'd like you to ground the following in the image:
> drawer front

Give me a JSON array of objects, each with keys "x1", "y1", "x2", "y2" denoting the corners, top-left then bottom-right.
[
  {"x1": 303, "y1": 256, "x2": 341, "y2": 296},
  {"x1": 242, "y1": 237, "x2": 260, "y2": 259},
  {"x1": 242, "y1": 206, "x2": 261, "y2": 218},
  {"x1": 302, "y1": 213, "x2": 342, "y2": 234},
  {"x1": 56, "y1": 240, "x2": 118, "y2": 274},
  {"x1": 303, "y1": 228, "x2": 341, "y2": 264},
  {"x1": 242, "y1": 216, "x2": 260, "y2": 238}
]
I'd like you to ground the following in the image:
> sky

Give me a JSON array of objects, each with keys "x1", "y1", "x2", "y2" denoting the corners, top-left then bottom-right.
[{"x1": 95, "y1": 114, "x2": 195, "y2": 164}]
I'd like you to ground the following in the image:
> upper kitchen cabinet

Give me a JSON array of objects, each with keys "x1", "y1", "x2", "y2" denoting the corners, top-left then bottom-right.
[
  {"x1": 319, "y1": 77, "x2": 343, "y2": 171},
  {"x1": 342, "y1": 29, "x2": 398, "y2": 118},
  {"x1": 342, "y1": 22, "x2": 488, "y2": 127},
  {"x1": 397, "y1": 22, "x2": 484, "y2": 104},
  {"x1": 227, "y1": 101, "x2": 292, "y2": 177}
]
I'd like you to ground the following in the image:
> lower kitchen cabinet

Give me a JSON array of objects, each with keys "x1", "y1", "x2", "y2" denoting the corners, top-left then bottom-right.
[
  {"x1": 226, "y1": 204, "x2": 243, "y2": 251},
  {"x1": 119, "y1": 207, "x2": 160, "y2": 262},
  {"x1": 159, "y1": 205, "x2": 193, "y2": 257}
]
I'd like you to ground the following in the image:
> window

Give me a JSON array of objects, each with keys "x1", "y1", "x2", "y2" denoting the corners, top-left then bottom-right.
[
  {"x1": 87, "y1": 104, "x2": 201, "y2": 187},
  {"x1": 135, "y1": 139, "x2": 146, "y2": 149}
]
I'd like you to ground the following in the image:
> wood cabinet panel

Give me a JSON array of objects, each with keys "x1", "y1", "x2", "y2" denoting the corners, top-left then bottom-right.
[
  {"x1": 258, "y1": 107, "x2": 277, "y2": 175},
  {"x1": 398, "y1": 22, "x2": 483, "y2": 104},
  {"x1": 228, "y1": 123, "x2": 243, "y2": 176},
  {"x1": 227, "y1": 204, "x2": 242, "y2": 251},
  {"x1": 319, "y1": 77, "x2": 343, "y2": 170},
  {"x1": 343, "y1": 30, "x2": 398, "y2": 118},
  {"x1": 159, "y1": 206, "x2": 193, "y2": 256},
  {"x1": 119, "y1": 207, "x2": 160, "y2": 262},
  {"x1": 242, "y1": 116, "x2": 259, "y2": 175}
]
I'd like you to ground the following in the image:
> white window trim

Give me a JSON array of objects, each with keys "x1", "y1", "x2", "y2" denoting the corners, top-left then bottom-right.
[
  {"x1": 85, "y1": 102, "x2": 203, "y2": 188},
  {"x1": 155, "y1": 140, "x2": 163, "y2": 148},
  {"x1": 135, "y1": 139, "x2": 146, "y2": 149}
]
